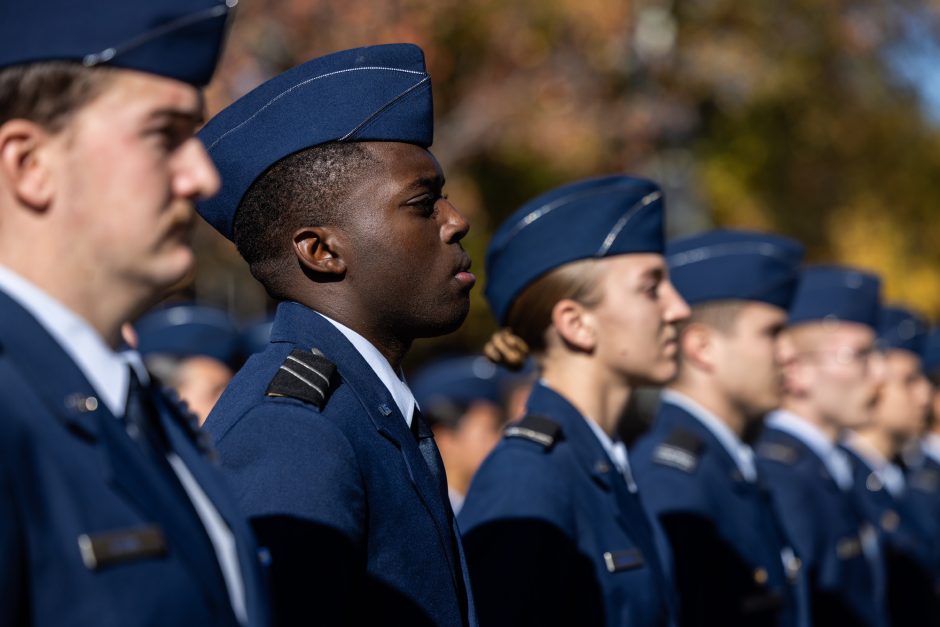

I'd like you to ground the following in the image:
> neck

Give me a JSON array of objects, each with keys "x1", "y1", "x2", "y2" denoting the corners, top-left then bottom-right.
[
  {"x1": 780, "y1": 398, "x2": 840, "y2": 442},
  {"x1": 307, "y1": 300, "x2": 410, "y2": 370},
  {"x1": 541, "y1": 353, "x2": 629, "y2": 437},
  {"x1": 853, "y1": 427, "x2": 898, "y2": 461},
  {"x1": 0, "y1": 252, "x2": 144, "y2": 348},
  {"x1": 442, "y1": 456, "x2": 470, "y2": 497},
  {"x1": 669, "y1": 377, "x2": 746, "y2": 438}
]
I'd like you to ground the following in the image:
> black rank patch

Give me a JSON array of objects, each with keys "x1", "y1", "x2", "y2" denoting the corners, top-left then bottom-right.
[
  {"x1": 652, "y1": 429, "x2": 703, "y2": 473},
  {"x1": 266, "y1": 348, "x2": 337, "y2": 410},
  {"x1": 756, "y1": 442, "x2": 799, "y2": 465},
  {"x1": 504, "y1": 415, "x2": 562, "y2": 449}
]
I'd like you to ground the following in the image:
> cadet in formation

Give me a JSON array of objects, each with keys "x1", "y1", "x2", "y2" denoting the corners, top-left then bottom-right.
[
  {"x1": 906, "y1": 329, "x2": 940, "y2": 564},
  {"x1": 0, "y1": 1, "x2": 270, "y2": 625},
  {"x1": 756, "y1": 267, "x2": 887, "y2": 627},
  {"x1": 196, "y1": 44, "x2": 477, "y2": 626},
  {"x1": 840, "y1": 305, "x2": 940, "y2": 625},
  {"x1": 458, "y1": 175, "x2": 687, "y2": 627},
  {"x1": 631, "y1": 229, "x2": 808, "y2": 627}
]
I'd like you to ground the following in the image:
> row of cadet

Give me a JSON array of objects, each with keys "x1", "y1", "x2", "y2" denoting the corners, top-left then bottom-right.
[{"x1": 5, "y1": 2, "x2": 940, "y2": 626}]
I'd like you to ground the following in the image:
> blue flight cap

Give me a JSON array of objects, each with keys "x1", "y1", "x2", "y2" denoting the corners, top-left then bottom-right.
[
  {"x1": 787, "y1": 266, "x2": 881, "y2": 330},
  {"x1": 411, "y1": 356, "x2": 509, "y2": 425},
  {"x1": 136, "y1": 303, "x2": 240, "y2": 366},
  {"x1": 922, "y1": 328, "x2": 940, "y2": 375},
  {"x1": 667, "y1": 229, "x2": 804, "y2": 309},
  {"x1": 877, "y1": 305, "x2": 928, "y2": 359},
  {"x1": 0, "y1": 0, "x2": 235, "y2": 87},
  {"x1": 485, "y1": 175, "x2": 665, "y2": 325},
  {"x1": 197, "y1": 43, "x2": 434, "y2": 240}
]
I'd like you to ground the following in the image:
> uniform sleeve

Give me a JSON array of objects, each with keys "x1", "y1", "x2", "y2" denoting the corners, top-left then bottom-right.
[
  {"x1": 215, "y1": 401, "x2": 367, "y2": 627},
  {"x1": 459, "y1": 445, "x2": 604, "y2": 627}
]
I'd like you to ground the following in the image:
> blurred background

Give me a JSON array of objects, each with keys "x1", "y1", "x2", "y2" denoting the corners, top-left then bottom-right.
[{"x1": 169, "y1": 0, "x2": 940, "y2": 372}]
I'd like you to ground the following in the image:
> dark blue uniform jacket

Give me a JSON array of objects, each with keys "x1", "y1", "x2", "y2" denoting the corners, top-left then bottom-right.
[
  {"x1": 632, "y1": 400, "x2": 807, "y2": 627},
  {"x1": 756, "y1": 424, "x2": 886, "y2": 627},
  {"x1": 0, "y1": 290, "x2": 269, "y2": 627},
  {"x1": 203, "y1": 301, "x2": 475, "y2": 627},
  {"x1": 458, "y1": 381, "x2": 677, "y2": 627}
]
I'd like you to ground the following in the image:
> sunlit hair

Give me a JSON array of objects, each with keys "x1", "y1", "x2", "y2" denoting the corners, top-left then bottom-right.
[
  {"x1": 485, "y1": 258, "x2": 604, "y2": 370},
  {"x1": 0, "y1": 62, "x2": 114, "y2": 132}
]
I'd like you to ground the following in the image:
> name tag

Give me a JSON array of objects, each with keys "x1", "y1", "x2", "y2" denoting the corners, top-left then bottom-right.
[
  {"x1": 78, "y1": 525, "x2": 167, "y2": 570},
  {"x1": 603, "y1": 549, "x2": 645, "y2": 573}
]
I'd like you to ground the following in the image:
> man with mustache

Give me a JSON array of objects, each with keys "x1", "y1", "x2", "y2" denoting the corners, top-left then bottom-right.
[
  {"x1": 631, "y1": 229, "x2": 807, "y2": 627},
  {"x1": 0, "y1": 1, "x2": 270, "y2": 626},
  {"x1": 757, "y1": 266, "x2": 887, "y2": 627},
  {"x1": 197, "y1": 44, "x2": 477, "y2": 626}
]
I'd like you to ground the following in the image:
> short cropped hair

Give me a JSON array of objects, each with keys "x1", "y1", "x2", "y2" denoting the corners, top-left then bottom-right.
[
  {"x1": 0, "y1": 61, "x2": 114, "y2": 131},
  {"x1": 232, "y1": 141, "x2": 374, "y2": 301}
]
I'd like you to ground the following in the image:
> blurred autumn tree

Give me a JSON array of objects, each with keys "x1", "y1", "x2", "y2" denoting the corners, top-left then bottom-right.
[{"x1": 183, "y1": 0, "x2": 940, "y2": 368}]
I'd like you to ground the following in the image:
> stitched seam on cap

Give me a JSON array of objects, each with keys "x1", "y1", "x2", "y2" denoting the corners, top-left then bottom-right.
[
  {"x1": 595, "y1": 191, "x2": 661, "y2": 257},
  {"x1": 339, "y1": 76, "x2": 430, "y2": 141},
  {"x1": 206, "y1": 66, "x2": 427, "y2": 151},
  {"x1": 498, "y1": 180, "x2": 649, "y2": 252},
  {"x1": 668, "y1": 241, "x2": 794, "y2": 269}
]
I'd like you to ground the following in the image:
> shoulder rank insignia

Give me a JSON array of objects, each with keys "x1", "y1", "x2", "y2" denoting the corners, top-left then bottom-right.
[
  {"x1": 756, "y1": 442, "x2": 799, "y2": 465},
  {"x1": 266, "y1": 348, "x2": 337, "y2": 410},
  {"x1": 504, "y1": 415, "x2": 562, "y2": 449},
  {"x1": 909, "y1": 467, "x2": 940, "y2": 493},
  {"x1": 652, "y1": 429, "x2": 703, "y2": 473}
]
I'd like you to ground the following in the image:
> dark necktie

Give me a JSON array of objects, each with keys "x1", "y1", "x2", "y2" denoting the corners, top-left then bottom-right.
[
  {"x1": 124, "y1": 367, "x2": 172, "y2": 462},
  {"x1": 411, "y1": 406, "x2": 452, "y2": 513}
]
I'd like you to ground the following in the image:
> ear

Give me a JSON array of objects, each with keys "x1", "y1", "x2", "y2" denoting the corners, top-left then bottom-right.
[
  {"x1": 551, "y1": 298, "x2": 597, "y2": 353},
  {"x1": 680, "y1": 322, "x2": 716, "y2": 372},
  {"x1": 292, "y1": 226, "x2": 347, "y2": 277},
  {"x1": 0, "y1": 119, "x2": 56, "y2": 210}
]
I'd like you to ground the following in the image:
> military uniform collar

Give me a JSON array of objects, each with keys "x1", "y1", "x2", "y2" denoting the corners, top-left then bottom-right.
[
  {"x1": 315, "y1": 311, "x2": 416, "y2": 428},
  {"x1": 661, "y1": 389, "x2": 757, "y2": 482},
  {"x1": 923, "y1": 433, "x2": 940, "y2": 467},
  {"x1": 766, "y1": 410, "x2": 853, "y2": 490},
  {"x1": 841, "y1": 435, "x2": 906, "y2": 498},
  {"x1": 0, "y1": 264, "x2": 131, "y2": 416}
]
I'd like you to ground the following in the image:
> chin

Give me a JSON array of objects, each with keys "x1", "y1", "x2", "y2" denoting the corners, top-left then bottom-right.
[{"x1": 413, "y1": 298, "x2": 471, "y2": 339}]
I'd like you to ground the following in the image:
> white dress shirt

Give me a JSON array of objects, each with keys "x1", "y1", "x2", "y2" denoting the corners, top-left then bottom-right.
[
  {"x1": 766, "y1": 410, "x2": 854, "y2": 491},
  {"x1": 922, "y1": 433, "x2": 940, "y2": 467},
  {"x1": 318, "y1": 312, "x2": 417, "y2": 427},
  {"x1": 660, "y1": 389, "x2": 758, "y2": 482},
  {"x1": 579, "y1": 404, "x2": 638, "y2": 493},
  {"x1": 0, "y1": 265, "x2": 248, "y2": 625}
]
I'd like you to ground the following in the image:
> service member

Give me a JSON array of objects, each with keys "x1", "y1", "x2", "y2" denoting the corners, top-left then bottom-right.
[
  {"x1": 631, "y1": 229, "x2": 807, "y2": 627},
  {"x1": 197, "y1": 45, "x2": 477, "y2": 626},
  {"x1": 756, "y1": 266, "x2": 887, "y2": 627},
  {"x1": 459, "y1": 176, "x2": 687, "y2": 627},
  {"x1": 0, "y1": 2, "x2": 269, "y2": 626},
  {"x1": 840, "y1": 305, "x2": 940, "y2": 626}
]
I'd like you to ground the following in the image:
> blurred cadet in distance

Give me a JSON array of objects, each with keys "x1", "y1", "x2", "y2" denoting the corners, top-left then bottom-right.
[
  {"x1": 840, "y1": 305, "x2": 940, "y2": 626},
  {"x1": 136, "y1": 303, "x2": 241, "y2": 424},
  {"x1": 411, "y1": 355, "x2": 516, "y2": 515},
  {"x1": 756, "y1": 266, "x2": 887, "y2": 627},
  {"x1": 631, "y1": 229, "x2": 808, "y2": 627}
]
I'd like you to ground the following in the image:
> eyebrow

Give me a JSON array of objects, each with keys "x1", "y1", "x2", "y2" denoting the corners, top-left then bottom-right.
[
  {"x1": 148, "y1": 107, "x2": 206, "y2": 126},
  {"x1": 403, "y1": 174, "x2": 446, "y2": 193},
  {"x1": 641, "y1": 266, "x2": 665, "y2": 282}
]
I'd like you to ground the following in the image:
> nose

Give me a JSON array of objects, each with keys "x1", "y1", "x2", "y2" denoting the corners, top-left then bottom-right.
[
  {"x1": 661, "y1": 280, "x2": 691, "y2": 324},
  {"x1": 172, "y1": 137, "x2": 221, "y2": 200},
  {"x1": 868, "y1": 349, "x2": 887, "y2": 386},
  {"x1": 439, "y1": 197, "x2": 470, "y2": 244},
  {"x1": 775, "y1": 333, "x2": 797, "y2": 367}
]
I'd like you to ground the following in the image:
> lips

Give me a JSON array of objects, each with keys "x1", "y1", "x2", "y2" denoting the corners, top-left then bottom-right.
[{"x1": 454, "y1": 254, "x2": 476, "y2": 288}]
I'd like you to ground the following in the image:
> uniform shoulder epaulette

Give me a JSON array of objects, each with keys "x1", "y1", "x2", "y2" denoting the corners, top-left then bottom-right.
[
  {"x1": 909, "y1": 466, "x2": 940, "y2": 493},
  {"x1": 756, "y1": 441, "x2": 800, "y2": 465},
  {"x1": 504, "y1": 415, "x2": 562, "y2": 449},
  {"x1": 266, "y1": 348, "x2": 337, "y2": 410},
  {"x1": 652, "y1": 428, "x2": 704, "y2": 473}
]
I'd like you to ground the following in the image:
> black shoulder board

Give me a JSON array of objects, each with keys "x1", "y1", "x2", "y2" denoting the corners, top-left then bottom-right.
[
  {"x1": 504, "y1": 415, "x2": 562, "y2": 449},
  {"x1": 266, "y1": 348, "x2": 337, "y2": 410},
  {"x1": 756, "y1": 442, "x2": 799, "y2": 465},
  {"x1": 652, "y1": 428, "x2": 704, "y2": 473}
]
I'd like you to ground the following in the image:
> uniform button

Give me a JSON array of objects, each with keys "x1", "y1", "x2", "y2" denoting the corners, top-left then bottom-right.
[
  {"x1": 881, "y1": 510, "x2": 900, "y2": 532},
  {"x1": 754, "y1": 568, "x2": 768, "y2": 585}
]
